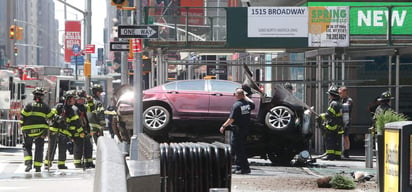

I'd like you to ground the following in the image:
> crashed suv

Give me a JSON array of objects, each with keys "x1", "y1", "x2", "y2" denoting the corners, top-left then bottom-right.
[{"x1": 113, "y1": 65, "x2": 314, "y2": 165}]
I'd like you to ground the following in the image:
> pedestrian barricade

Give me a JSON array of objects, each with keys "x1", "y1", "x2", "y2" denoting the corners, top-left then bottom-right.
[
  {"x1": 0, "y1": 119, "x2": 22, "y2": 147},
  {"x1": 160, "y1": 142, "x2": 232, "y2": 192},
  {"x1": 94, "y1": 136, "x2": 231, "y2": 192}
]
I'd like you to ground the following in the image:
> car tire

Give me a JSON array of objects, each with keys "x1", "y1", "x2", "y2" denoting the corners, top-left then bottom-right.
[
  {"x1": 143, "y1": 105, "x2": 171, "y2": 136},
  {"x1": 264, "y1": 106, "x2": 295, "y2": 131}
]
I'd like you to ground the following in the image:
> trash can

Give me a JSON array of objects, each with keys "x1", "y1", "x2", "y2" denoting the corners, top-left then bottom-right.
[{"x1": 382, "y1": 121, "x2": 412, "y2": 192}]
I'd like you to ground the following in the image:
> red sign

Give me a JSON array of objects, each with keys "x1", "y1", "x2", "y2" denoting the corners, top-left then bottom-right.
[
  {"x1": 132, "y1": 39, "x2": 142, "y2": 53},
  {"x1": 85, "y1": 44, "x2": 95, "y2": 54},
  {"x1": 64, "y1": 21, "x2": 81, "y2": 62},
  {"x1": 180, "y1": 0, "x2": 204, "y2": 25}
]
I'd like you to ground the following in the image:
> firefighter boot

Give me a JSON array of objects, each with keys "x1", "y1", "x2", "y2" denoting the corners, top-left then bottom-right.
[
  {"x1": 58, "y1": 165, "x2": 68, "y2": 169},
  {"x1": 343, "y1": 150, "x2": 350, "y2": 158},
  {"x1": 34, "y1": 166, "x2": 41, "y2": 172},
  {"x1": 85, "y1": 162, "x2": 95, "y2": 169},
  {"x1": 74, "y1": 163, "x2": 83, "y2": 168},
  {"x1": 24, "y1": 161, "x2": 32, "y2": 172}
]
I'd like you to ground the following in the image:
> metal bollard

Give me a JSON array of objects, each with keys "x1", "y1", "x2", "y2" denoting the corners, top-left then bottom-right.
[
  {"x1": 209, "y1": 188, "x2": 228, "y2": 192},
  {"x1": 224, "y1": 130, "x2": 232, "y2": 144},
  {"x1": 365, "y1": 133, "x2": 374, "y2": 168}
]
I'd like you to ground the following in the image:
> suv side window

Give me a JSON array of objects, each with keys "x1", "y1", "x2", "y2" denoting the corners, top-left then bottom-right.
[
  {"x1": 163, "y1": 82, "x2": 177, "y2": 90},
  {"x1": 210, "y1": 81, "x2": 239, "y2": 93},
  {"x1": 177, "y1": 80, "x2": 205, "y2": 91}
]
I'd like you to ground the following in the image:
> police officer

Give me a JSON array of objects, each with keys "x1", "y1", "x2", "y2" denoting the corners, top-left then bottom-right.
[
  {"x1": 319, "y1": 85, "x2": 344, "y2": 161},
  {"x1": 87, "y1": 84, "x2": 106, "y2": 145},
  {"x1": 20, "y1": 87, "x2": 53, "y2": 172},
  {"x1": 75, "y1": 90, "x2": 95, "y2": 168},
  {"x1": 339, "y1": 86, "x2": 353, "y2": 158},
  {"x1": 43, "y1": 96, "x2": 73, "y2": 170},
  {"x1": 219, "y1": 88, "x2": 255, "y2": 174}
]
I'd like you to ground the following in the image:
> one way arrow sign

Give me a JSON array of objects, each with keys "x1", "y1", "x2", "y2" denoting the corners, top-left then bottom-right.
[{"x1": 118, "y1": 25, "x2": 159, "y2": 39}]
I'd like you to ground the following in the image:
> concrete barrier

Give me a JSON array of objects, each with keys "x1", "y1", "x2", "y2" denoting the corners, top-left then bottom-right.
[{"x1": 94, "y1": 137, "x2": 127, "y2": 192}]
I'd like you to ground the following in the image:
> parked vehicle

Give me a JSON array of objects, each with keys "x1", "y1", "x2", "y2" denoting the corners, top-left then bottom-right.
[
  {"x1": 0, "y1": 70, "x2": 26, "y2": 146},
  {"x1": 113, "y1": 65, "x2": 314, "y2": 165}
]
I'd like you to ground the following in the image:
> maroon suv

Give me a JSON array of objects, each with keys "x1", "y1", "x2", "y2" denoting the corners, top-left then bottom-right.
[{"x1": 114, "y1": 65, "x2": 314, "y2": 165}]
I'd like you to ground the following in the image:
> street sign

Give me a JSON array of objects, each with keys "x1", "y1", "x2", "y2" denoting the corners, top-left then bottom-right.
[
  {"x1": 209, "y1": 68, "x2": 226, "y2": 75},
  {"x1": 85, "y1": 44, "x2": 95, "y2": 54},
  {"x1": 131, "y1": 39, "x2": 142, "y2": 53},
  {"x1": 110, "y1": 42, "x2": 129, "y2": 51},
  {"x1": 72, "y1": 44, "x2": 80, "y2": 54},
  {"x1": 63, "y1": 68, "x2": 74, "y2": 74},
  {"x1": 70, "y1": 55, "x2": 84, "y2": 65},
  {"x1": 118, "y1": 25, "x2": 159, "y2": 39}
]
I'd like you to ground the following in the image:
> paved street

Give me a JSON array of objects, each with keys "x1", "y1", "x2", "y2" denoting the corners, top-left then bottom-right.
[
  {"x1": 0, "y1": 143, "x2": 377, "y2": 192},
  {"x1": 0, "y1": 147, "x2": 94, "y2": 192}
]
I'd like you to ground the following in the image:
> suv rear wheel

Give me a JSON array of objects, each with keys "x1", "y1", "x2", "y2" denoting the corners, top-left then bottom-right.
[
  {"x1": 264, "y1": 106, "x2": 295, "y2": 131},
  {"x1": 143, "y1": 105, "x2": 171, "y2": 135}
]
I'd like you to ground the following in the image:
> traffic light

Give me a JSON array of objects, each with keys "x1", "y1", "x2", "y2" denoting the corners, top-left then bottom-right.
[
  {"x1": 14, "y1": 46, "x2": 18, "y2": 56},
  {"x1": 111, "y1": 0, "x2": 128, "y2": 7},
  {"x1": 129, "y1": 39, "x2": 133, "y2": 59},
  {"x1": 9, "y1": 25, "x2": 16, "y2": 40},
  {"x1": 84, "y1": 59, "x2": 91, "y2": 77}
]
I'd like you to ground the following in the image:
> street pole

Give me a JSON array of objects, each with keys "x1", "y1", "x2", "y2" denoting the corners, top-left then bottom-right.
[
  {"x1": 75, "y1": 55, "x2": 78, "y2": 80},
  {"x1": 121, "y1": 10, "x2": 129, "y2": 84},
  {"x1": 130, "y1": 0, "x2": 143, "y2": 160},
  {"x1": 85, "y1": 0, "x2": 92, "y2": 94}
]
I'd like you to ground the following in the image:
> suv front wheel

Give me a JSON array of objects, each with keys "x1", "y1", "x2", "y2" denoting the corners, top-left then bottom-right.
[
  {"x1": 264, "y1": 106, "x2": 295, "y2": 132},
  {"x1": 143, "y1": 105, "x2": 171, "y2": 136}
]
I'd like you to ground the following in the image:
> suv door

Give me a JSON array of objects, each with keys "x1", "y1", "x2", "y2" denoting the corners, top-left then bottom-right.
[
  {"x1": 208, "y1": 80, "x2": 240, "y2": 119},
  {"x1": 164, "y1": 80, "x2": 209, "y2": 118}
]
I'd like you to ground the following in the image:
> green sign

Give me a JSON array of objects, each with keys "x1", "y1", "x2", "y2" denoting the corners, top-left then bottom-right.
[
  {"x1": 308, "y1": 2, "x2": 412, "y2": 35},
  {"x1": 350, "y1": 7, "x2": 412, "y2": 35}
]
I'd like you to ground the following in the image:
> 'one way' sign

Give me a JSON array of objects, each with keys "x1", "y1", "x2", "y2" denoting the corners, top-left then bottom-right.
[{"x1": 118, "y1": 25, "x2": 159, "y2": 39}]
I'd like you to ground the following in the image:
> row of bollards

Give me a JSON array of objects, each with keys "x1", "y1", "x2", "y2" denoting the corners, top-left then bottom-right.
[{"x1": 160, "y1": 142, "x2": 232, "y2": 192}]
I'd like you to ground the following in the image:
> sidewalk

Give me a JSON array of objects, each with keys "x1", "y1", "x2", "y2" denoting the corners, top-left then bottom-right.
[{"x1": 309, "y1": 155, "x2": 377, "y2": 177}]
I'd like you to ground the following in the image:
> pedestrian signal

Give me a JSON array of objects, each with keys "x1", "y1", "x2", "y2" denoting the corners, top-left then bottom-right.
[
  {"x1": 14, "y1": 46, "x2": 18, "y2": 56},
  {"x1": 16, "y1": 26, "x2": 23, "y2": 40}
]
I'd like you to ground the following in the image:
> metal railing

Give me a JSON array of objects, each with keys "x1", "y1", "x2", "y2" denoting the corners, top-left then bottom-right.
[
  {"x1": 144, "y1": 7, "x2": 227, "y2": 42},
  {"x1": 0, "y1": 119, "x2": 22, "y2": 147}
]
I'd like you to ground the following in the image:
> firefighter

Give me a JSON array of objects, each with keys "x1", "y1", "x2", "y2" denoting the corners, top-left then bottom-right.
[
  {"x1": 43, "y1": 97, "x2": 73, "y2": 170},
  {"x1": 318, "y1": 85, "x2": 344, "y2": 161},
  {"x1": 87, "y1": 84, "x2": 106, "y2": 145},
  {"x1": 75, "y1": 90, "x2": 95, "y2": 168},
  {"x1": 372, "y1": 91, "x2": 394, "y2": 134},
  {"x1": 374, "y1": 91, "x2": 393, "y2": 118},
  {"x1": 58, "y1": 90, "x2": 83, "y2": 169},
  {"x1": 20, "y1": 87, "x2": 53, "y2": 172},
  {"x1": 104, "y1": 100, "x2": 117, "y2": 139}
]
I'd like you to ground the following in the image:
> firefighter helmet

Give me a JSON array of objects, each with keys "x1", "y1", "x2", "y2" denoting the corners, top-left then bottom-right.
[
  {"x1": 92, "y1": 84, "x2": 103, "y2": 93},
  {"x1": 77, "y1": 90, "x2": 87, "y2": 98},
  {"x1": 284, "y1": 82, "x2": 293, "y2": 91},
  {"x1": 32, "y1": 87, "x2": 46, "y2": 96},
  {"x1": 378, "y1": 91, "x2": 394, "y2": 101},
  {"x1": 326, "y1": 85, "x2": 339, "y2": 96},
  {"x1": 64, "y1": 90, "x2": 78, "y2": 100}
]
